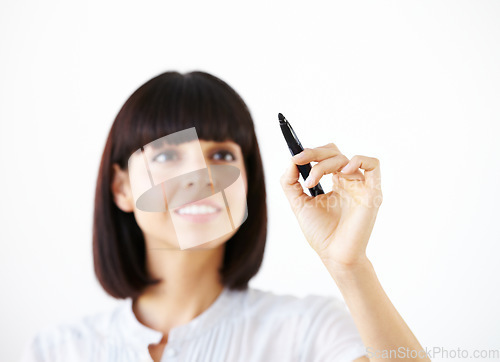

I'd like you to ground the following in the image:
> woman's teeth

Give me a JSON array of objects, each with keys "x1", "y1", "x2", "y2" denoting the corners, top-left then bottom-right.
[{"x1": 176, "y1": 205, "x2": 219, "y2": 215}]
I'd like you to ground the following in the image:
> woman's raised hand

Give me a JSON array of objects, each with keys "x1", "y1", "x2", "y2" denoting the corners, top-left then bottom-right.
[{"x1": 280, "y1": 142, "x2": 383, "y2": 270}]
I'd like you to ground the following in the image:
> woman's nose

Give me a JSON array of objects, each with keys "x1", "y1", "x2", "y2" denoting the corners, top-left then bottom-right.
[{"x1": 182, "y1": 169, "x2": 214, "y2": 190}]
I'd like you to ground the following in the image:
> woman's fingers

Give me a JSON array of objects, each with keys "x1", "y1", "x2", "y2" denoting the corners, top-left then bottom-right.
[
  {"x1": 299, "y1": 154, "x2": 365, "y2": 188},
  {"x1": 340, "y1": 155, "x2": 381, "y2": 190},
  {"x1": 280, "y1": 160, "x2": 308, "y2": 212},
  {"x1": 292, "y1": 143, "x2": 341, "y2": 165},
  {"x1": 301, "y1": 155, "x2": 346, "y2": 187},
  {"x1": 285, "y1": 143, "x2": 381, "y2": 203}
]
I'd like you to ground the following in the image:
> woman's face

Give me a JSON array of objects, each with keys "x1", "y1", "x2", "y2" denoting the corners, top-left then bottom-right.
[{"x1": 112, "y1": 139, "x2": 248, "y2": 250}]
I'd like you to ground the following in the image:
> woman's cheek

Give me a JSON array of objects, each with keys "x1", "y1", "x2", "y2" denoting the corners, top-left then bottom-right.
[
  {"x1": 222, "y1": 169, "x2": 248, "y2": 228},
  {"x1": 134, "y1": 209, "x2": 180, "y2": 249}
]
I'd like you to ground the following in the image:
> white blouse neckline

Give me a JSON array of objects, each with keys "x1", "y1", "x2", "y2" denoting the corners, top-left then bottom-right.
[{"x1": 115, "y1": 286, "x2": 238, "y2": 349}]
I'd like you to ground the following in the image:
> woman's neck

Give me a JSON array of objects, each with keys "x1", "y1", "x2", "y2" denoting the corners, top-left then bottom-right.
[{"x1": 132, "y1": 244, "x2": 225, "y2": 335}]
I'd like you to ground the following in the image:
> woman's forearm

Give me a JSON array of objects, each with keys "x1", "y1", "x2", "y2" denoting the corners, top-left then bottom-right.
[{"x1": 323, "y1": 257, "x2": 430, "y2": 362}]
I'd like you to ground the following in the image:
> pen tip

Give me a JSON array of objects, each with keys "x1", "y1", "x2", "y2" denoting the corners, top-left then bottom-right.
[{"x1": 278, "y1": 113, "x2": 285, "y2": 121}]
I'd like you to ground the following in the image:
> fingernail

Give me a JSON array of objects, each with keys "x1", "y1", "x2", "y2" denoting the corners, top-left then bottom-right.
[
  {"x1": 292, "y1": 152, "x2": 303, "y2": 159},
  {"x1": 341, "y1": 164, "x2": 350, "y2": 173},
  {"x1": 304, "y1": 176, "x2": 312, "y2": 187}
]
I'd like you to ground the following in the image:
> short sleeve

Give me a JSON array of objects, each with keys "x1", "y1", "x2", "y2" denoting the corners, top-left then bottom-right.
[{"x1": 298, "y1": 295, "x2": 367, "y2": 362}]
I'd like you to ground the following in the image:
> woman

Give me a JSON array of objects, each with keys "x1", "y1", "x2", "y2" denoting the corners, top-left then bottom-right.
[{"x1": 22, "y1": 71, "x2": 429, "y2": 361}]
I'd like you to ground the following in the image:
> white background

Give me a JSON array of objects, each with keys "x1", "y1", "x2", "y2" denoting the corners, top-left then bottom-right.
[{"x1": 1, "y1": 1, "x2": 499, "y2": 361}]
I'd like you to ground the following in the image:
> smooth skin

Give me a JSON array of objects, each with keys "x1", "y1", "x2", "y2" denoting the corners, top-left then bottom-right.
[
  {"x1": 112, "y1": 140, "x2": 247, "y2": 361},
  {"x1": 280, "y1": 142, "x2": 430, "y2": 362}
]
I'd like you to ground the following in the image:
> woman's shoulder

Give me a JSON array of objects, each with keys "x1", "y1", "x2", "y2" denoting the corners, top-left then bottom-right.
[
  {"x1": 235, "y1": 287, "x2": 366, "y2": 360},
  {"x1": 21, "y1": 300, "x2": 128, "y2": 362},
  {"x1": 240, "y1": 287, "x2": 349, "y2": 321},
  {"x1": 235, "y1": 287, "x2": 355, "y2": 335}
]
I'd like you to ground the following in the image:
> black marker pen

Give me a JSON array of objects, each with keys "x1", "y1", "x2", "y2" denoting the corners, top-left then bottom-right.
[{"x1": 278, "y1": 113, "x2": 324, "y2": 197}]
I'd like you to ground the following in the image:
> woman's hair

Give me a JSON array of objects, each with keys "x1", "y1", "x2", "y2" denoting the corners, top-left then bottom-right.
[{"x1": 93, "y1": 71, "x2": 267, "y2": 299}]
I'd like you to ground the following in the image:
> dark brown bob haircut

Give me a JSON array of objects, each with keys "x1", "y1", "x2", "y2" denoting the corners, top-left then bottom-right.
[{"x1": 93, "y1": 71, "x2": 267, "y2": 299}]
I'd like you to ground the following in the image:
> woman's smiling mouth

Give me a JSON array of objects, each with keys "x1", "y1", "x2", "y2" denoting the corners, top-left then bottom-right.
[{"x1": 174, "y1": 200, "x2": 223, "y2": 223}]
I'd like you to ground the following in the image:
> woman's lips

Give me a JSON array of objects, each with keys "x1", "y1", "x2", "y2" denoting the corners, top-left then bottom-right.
[{"x1": 173, "y1": 200, "x2": 223, "y2": 223}]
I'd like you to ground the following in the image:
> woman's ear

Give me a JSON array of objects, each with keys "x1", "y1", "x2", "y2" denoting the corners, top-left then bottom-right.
[{"x1": 111, "y1": 163, "x2": 135, "y2": 212}]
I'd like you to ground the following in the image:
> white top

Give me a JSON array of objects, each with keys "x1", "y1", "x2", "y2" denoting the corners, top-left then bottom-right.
[{"x1": 21, "y1": 287, "x2": 367, "y2": 362}]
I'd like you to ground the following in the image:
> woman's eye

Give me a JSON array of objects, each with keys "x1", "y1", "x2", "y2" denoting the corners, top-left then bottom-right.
[
  {"x1": 153, "y1": 150, "x2": 179, "y2": 163},
  {"x1": 212, "y1": 150, "x2": 235, "y2": 162}
]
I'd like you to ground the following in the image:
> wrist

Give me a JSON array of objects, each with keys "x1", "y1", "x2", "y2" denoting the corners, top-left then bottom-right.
[{"x1": 321, "y1": 255, "x2": 375, "y2": 285}]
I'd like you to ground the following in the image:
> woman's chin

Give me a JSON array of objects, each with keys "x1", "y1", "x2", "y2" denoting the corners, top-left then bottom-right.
[{"x1": 183, "y1": 235, "x2": 230, "y2": 250}]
